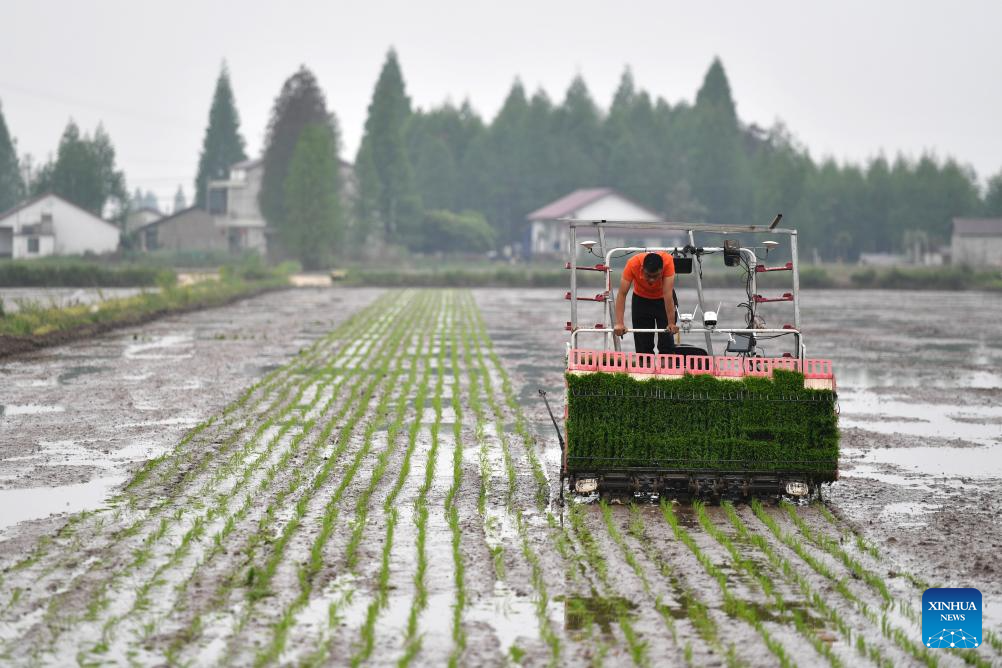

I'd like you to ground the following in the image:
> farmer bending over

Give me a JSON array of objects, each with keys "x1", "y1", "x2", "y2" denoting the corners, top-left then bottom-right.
[{"x1": 613, "y1": 251, "x2": 677, "y2": 355}]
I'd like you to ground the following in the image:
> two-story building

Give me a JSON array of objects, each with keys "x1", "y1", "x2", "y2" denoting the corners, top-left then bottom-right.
[{"x1": 205, "y1": 158, "x2": 268, "y2": 254}]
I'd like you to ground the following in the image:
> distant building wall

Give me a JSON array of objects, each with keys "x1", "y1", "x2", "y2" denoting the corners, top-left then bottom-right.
[
  {"x1": 951, "y1": 235, "x2": 1002, "y2": 267},
  {"x1": 143, "y1": 208, "x2": 226, "y2": 252},
  {"x1": 49, "y1": 197, "x2": 120, "y2": 255}
]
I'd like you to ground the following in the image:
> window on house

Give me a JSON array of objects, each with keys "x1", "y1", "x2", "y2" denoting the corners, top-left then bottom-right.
[
  {"x1": 27, "y1": 237, "x2": 40, "y2": 254},
  {"x1": 144, "y1": 228, "x2": 158, "y2": 251},
  {"x1": 207, "y1": 188, "x2": 228, "y2": 215}
]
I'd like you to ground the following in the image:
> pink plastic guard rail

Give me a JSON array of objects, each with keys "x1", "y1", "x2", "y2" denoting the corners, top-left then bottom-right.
[{"x1": 567, "y1": 348, "x2": 834, "y2": 380}]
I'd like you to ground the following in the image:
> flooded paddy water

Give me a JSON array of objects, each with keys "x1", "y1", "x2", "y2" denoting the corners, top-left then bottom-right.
[{"x1": 0, "y1": 285, "x2": 999, "y2": 666}]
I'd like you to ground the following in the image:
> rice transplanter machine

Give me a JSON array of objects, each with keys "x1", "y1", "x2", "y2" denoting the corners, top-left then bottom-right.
[{"x1": 545, "y1": 217, "x2": 839, "y2": 500}]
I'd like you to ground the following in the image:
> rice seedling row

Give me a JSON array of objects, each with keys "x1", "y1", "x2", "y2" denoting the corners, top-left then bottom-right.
[
  {"x1": 623, "y1": 503, "x2": 724, "y2": 664},
  {"x1": 723, "y1": 503, "x2": 895, "y2": 667},
  {"x1": 183, "y1": 294, "x2": 430, "y2": 664},
  {"x1": 83, "y1": 299, "x2": 412, "y2": 664},
  {"x1": 263, "y1": 295, "x2": 440, "y2": 666},
  {"x1": 462, "y1": 300, "x2": 564, "y2": 663},
  {"x1": 692, "y1": 501, "x2": 844, "y2": 667},
  {"x1": 397, "y1": 301, "x2": 449, "y2": 667},
  {"x1": 7, "y1": 297, "x2": 405, "y2": 663},
  {"x1": 782, "y1": 502, "x2": 995, "y2": 668},
  {"x1": 750, "y1": 501, "x2": 943, "y2": 668},
  {"x1": 567, "y1": 501, "x2": 650, "y2": 666},
  {"x1": 660, "y1": 501, "x2": 796, "y2": 668}
]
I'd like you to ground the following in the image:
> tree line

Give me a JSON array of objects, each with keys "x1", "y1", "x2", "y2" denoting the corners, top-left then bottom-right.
[{"x1": 1, "y1": 52, "x2": 1001, "y2": 267}]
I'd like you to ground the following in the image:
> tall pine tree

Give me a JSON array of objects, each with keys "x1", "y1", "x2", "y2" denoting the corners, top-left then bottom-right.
[
  {"x1": 0, "y1": 100, "x2": 22, "y2": 212},
  {"x1": 355, "y1": 49, "x2": 421, "y2": 246},
  {"x1": 687, "y1": 58, "x2": 749, "y2": 226},
  {"x1": 195, "y1": 64, "x2": 247, "y2": 208},
  {"x1": 259, "y1": 66, "x2": 337, "y2": 231}
]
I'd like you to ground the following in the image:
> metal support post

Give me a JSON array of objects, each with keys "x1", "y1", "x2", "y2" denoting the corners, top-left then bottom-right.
[
  {"x1": 569, "y1": 223, "x2": 578, "y2": 332},
  {"x1": 596, "y1": 224, "x2": 619, "y2": 351},
  {"x1": 689, "y1": 230, "x2": 714, "y2": 356},
  {"x1": 790, "y1": 231, "x2": 802, "y2": 359}
]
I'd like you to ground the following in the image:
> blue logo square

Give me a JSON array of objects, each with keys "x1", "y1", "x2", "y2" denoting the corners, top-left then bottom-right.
[{"x1": 923, "y1": 588, "x2": 982, "y2": 649}]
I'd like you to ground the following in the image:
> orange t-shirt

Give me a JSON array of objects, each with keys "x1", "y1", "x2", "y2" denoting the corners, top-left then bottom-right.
[{"x1": 624, "y1": 252, "x2": 675, "y2": 300}]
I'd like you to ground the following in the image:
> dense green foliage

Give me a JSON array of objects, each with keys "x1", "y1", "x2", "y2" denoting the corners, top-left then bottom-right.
[
  {"x1": 0, "y1": 259, "x2": 172, "y2": 287},
  {"x1": 30, "y1": 121, "x2": 127, "y2": 218},
  {"x1": 195, "y1": 65, "x2": 248, "y2": 208},
  {"x1": 259, "y1": 67, "x2": 341, "y2": 240},
  {"x1": 565, "y1": 370, "x2": 838, "y2": 478},
  {"x1": 0, "y1": 101, "x2": 22, "y2": 212},
  {"x1": 355, "y1": 49, "x2": 422, "y2": 245},
  {"x1": 384, "y1": 56, "x2": 998, "y2": 259},
  {"x1": 412, "y1": 210, "x2": 494, "y2": 253},
  {"x1": 343, "y1": 263, "x2": 1000, "y2": 290},
  {"x1": 986, "y1": 173, "x2": 1002, "y2": 216},
  {"x1": 282, "y1": 124, "x2": 343, "y2": 268}
]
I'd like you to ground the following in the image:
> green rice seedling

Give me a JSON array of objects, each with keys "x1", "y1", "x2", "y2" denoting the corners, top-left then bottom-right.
[
  {"x1": 751, "y1": 501, "x2": 937, "y2": 668},
  {"x1": 565, "y1": 370, "x2": 838, "y2": 479},
  {"x1": 245, "y1": 300, "x2": 425, "y2": 619},
  {"x1": 5, "y1": 587, "x2": 21, "y2": 612},
  {"x1": 600, "y1": 503, "x2": 679, "y2": 644},
  {"x1": 661, "y1": 501, "x2": 795, "y2": 668},
  {"x1": 398, "y1": 320, "x2": 447, "y2": 667},
  {"x1": 159, "y1": 296, "x2": 425, "y2": 661},
  {"x1": 460, "y1": 315, "x2": 492, "y2": 521},
  {"x1": 446, "y1": 310, "x2": 469, "y2": 668},
  {"x1": 723, "y1": 502, "x2": 891, "y2": 667},
  {"x1": 62, "y1": 333, "x2": 356, "y2": 634},
  {"x1": 567, "y1": 503, "x2": 647, "y2": 667},
  {"x1": 781, "y1": 502, "x2": 890, "y2": 604},
  {"x1": 696, "y1": 503, "x2": 841, "y2": 667},
  {"x1": 329, "y1": 316, "x2": 436, "y2": 666}
]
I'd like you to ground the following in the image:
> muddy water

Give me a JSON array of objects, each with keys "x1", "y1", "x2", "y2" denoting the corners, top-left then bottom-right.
[
  {"x1": 0, "y1": 287, "x2": 383, "y2": 544},
  {"x1": 475, "y1": 287, "x2": 1002, "y2": 628}
]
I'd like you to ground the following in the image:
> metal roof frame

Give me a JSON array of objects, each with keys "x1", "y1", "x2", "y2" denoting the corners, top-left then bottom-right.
[{"x1": 562, "y1": 217, "x2": 797, "y2": 235}]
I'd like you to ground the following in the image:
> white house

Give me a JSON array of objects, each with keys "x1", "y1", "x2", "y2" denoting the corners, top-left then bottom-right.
[
  {"x1": 526, "y1": 188, "x2": 680, "y2": 257},
  {"x1": 952, "y1": 218, "x2": 1002, "y2": 267},
  {"x1": 0, "y1": 193, "x2": 120, "y2": 259},
  {"x1": 206, "y1": 158, "x2": 268, "y2": 254}
]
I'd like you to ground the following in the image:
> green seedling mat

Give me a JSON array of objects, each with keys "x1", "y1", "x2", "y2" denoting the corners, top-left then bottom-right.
[{"x1": 565, "y1": 370, "x2": 838, "y2": 479}]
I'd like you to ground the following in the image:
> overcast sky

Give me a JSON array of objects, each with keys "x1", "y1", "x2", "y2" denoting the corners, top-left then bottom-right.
[{"x1": 1, "y1": 0, "x2": 999, "y2": 206}]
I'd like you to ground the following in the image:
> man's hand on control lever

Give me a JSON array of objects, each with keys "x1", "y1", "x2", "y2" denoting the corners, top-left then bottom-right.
[{"x1": 614, "y1": 323, "x2": 627, "y2": 337}]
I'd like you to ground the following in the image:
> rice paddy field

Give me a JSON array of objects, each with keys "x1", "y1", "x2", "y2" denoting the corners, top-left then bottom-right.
[{"x1": 1, "y1": 286, "x2": 1001, "y2": 666}]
